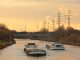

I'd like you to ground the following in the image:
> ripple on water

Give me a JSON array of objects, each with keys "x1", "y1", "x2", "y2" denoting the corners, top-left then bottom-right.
[{"x1": 0, "y1": 39, "x2": 80, "y2": 60}]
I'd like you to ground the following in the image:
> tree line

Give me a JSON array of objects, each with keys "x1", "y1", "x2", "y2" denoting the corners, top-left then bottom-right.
[
  {"x1": 0, "y1": 24, "x2": 16, "y2": 49},
  {"x1": 38, "y1": 25, "x2": 80, "y2": 46}
]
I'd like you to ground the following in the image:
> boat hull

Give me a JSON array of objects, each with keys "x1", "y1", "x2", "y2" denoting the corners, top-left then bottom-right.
[
  {"x1": 50, "y1": 48, "x2": 65, "y2": 50},
  {"x1": 28, "y1": 52, "x2": 46, "y2": 56},
  {"x1": 24, "y1": 48, "x2": 46, "y2": 56},
  {"x1": 46, "y1": 45, "x2": 65, "y2": 50}
]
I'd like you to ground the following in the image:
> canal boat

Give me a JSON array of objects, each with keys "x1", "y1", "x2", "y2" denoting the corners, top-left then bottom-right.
[
  {"x1": 46, "y1": 42, "x2": 65, "y2": 50},
  {"x1": 24, "y1": 43, "x2": 37, "y2": 52},
  {"x1": 24, "y1": 43, "x2": 46, "y2": 56}
]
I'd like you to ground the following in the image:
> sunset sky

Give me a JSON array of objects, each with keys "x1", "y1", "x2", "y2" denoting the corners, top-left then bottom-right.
[{"x1": 0, "y1": 0, "x2": 80, "y2": 32}]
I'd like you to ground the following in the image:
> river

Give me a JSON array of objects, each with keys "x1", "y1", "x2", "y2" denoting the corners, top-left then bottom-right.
[{"x1": 0, "y1": 39, "x2": 80, "y2": 60}]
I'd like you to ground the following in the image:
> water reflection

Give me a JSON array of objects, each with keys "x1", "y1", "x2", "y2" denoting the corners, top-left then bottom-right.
[{"x1": 0, "y1": 39, "x2": 80, "y2": 60}]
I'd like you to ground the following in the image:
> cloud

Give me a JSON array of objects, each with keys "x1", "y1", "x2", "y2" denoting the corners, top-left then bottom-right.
[
  {"x1": 14, "y1": 0, "x2": 80, "y2": 4},
  {"x1": 0, "y1": 0, "x2": 80, "y2": 31}
]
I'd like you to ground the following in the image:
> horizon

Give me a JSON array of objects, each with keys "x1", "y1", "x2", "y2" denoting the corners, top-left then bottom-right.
[{"x1": 0, "y1": 0, "x2": 80, "y2": 32}]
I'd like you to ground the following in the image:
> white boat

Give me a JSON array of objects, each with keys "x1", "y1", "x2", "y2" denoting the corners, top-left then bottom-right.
[
  {"x1": 24, "y1": 43, "x2": 37, "y2": 52},
  {"x1": 24, "y1": 43, "x2": 46, "y2": 56},
  {"x1": 46, "y1": 42, "x2": 65, "y2": 50},
  {"x1": 26, "y1": 49, "x2": 46, "y2": 56}
]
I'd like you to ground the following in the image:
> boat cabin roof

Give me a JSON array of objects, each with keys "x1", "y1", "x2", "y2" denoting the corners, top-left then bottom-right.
[
  {"x1": 25, "y1": 43, "x2": 37, "y2": 48},
  {"x1": 28, "y1": 43, "x2": 35, "y2": 45}
]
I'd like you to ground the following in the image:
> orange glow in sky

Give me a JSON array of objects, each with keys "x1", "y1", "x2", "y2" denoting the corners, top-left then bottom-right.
[{"x1": 0, "y1": 0, "x2": 80, "y2": 32}]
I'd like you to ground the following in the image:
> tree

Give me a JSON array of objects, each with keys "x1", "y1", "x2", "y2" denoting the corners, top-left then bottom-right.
[
  {"x1": 55, "y1": 25, "x2": 65, "y2": 32},
  {"x1": 39, "y1": 28, "x2": 49, "y2": 33},
  {"x1": 0, "y1": 24, "x2": 13, "y2": 42}
]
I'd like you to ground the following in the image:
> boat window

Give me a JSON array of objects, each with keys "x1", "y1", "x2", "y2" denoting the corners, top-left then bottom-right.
[
  {"x1": 28, "y1": 43, "x2": 35, "y2": 45},
  {"x1": 56, "y1": 45, "x2": 62, "y2": 47},
  {"x1": 28, "y1": 45, "x2": 36, "y2": 48},
  {"x1": 52, "y1": 44, "x2": 54, "y2": 46}
]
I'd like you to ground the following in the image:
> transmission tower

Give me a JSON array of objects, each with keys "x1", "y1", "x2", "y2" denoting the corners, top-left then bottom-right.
[
  {"x1": 57, "y1": 12, "x2": 61, "y2": 28},
  {"x1": 37, "y1": 23, "x2": 39, "y2": 32},
  {"x1": 43, "y1": 20, "x2": 46, "y2": 28},
  {"x1": 52, "y1": 19, "x2": 55, "y2": 31},
  {"x1": 25, "y1": 25, "x2": 26, "y2": 32},
  {"x1": 66, "y1": 9, "x2": 72, "y2": 27}
]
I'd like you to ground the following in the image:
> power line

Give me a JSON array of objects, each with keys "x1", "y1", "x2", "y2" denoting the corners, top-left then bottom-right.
[
  {"x1": 52, "y1": 19, "x2": 55, "y2": 31},
  {"x1": 47, "y1": 21, "x2": 49, "y2": 31},
  {"x1": 57, "y1": 12, "x2": 61, "y2": 28},
  {"x1": 43, "y1": 20, "x2": 46, "y2": 28},
  {"x1": 25, "y1": 25, "x2": 26, "y2": 32},
  {"x1": 37, "y1": 23, "x2": 39, "y2": 32},
  {"x1": 65, "y1": 9, "x2": 72, "y2": 27}
]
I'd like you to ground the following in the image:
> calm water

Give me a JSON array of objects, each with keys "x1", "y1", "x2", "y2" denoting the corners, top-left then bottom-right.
[{"x1": 0, "y1": 39, "x2": 80, "y2": 60}]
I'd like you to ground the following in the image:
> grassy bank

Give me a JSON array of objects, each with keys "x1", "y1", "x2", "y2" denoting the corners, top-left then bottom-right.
[
  {"x1": 0, "y1": 41, "x2": 12, "y2": 49},
  {"x1": 0, "y1": 24, "x2": 16, "y2": 49},
  {"x1": 30, "y1": 26, "x2": 80, "y2": 47}
]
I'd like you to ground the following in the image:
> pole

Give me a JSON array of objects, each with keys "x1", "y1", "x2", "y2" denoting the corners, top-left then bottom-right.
[
  {"x1": 47, "y1": 21, "x2": 50, "y2": 41},
  {"x1": 57, "y1": 12, "x2": 61, "y2": 28},
  {"x1": 65, "y1": 9, "x2": 72, "y2": 27},
  {"x1": 52, "y1": 19, "x2": 55, "y2": 31},
  {"x1": 43, "y1": 20, "x2": 46, "y2": 29},
  {"x1": 67, "y1": 9, "x2": 71, "y2": 27},
  {"x1": 37, "y1": 23, "x2": 38, "y2": 32}
]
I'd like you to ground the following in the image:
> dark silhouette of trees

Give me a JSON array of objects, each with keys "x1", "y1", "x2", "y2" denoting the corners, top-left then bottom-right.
[
  {"x1": 0, "y1": 24, "x2": 15, "y2": 43},
  {"x1": 34, "y1": 25, "x2": 80, "y2": 46},
  {"x1": 52, "y1": 26, "x2": 80, "y2": 46},
  {"x1": 39, "y1": 28, "x2": 49, "y2": 33},
  {"x1": 0, "y1": 24, "x2": 16, "y2": 49}
]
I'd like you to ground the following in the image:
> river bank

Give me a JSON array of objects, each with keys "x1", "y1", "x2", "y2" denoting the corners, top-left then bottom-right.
[
  {"x1": 0, "y1": 41, "x2": 16, "y2": 49},
  {"x1": 44, "y1": 39, "x2": 80, "y2": 47},
  {"x1": 61, "y1": 42, "x2": 80, "y2": 47}
]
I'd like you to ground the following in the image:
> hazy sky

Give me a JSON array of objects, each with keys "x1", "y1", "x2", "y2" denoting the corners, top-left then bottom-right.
[{"x1": 0, "y1": 0, "x2": 80, "y2": 32}]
